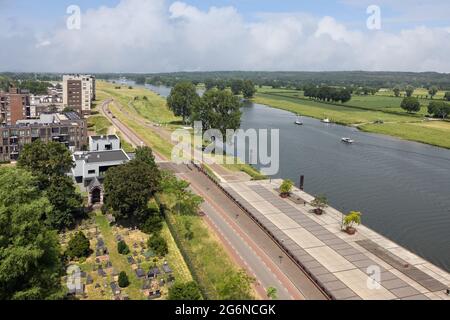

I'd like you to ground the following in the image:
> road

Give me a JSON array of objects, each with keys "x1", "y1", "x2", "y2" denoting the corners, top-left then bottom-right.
[{"x1": 100, "y1": 99, "x2": 327, "y2": 300}]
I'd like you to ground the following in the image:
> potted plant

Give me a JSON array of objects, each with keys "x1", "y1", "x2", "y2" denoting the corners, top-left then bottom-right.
[
  {"x1": 310, "y1": 195, "x2": 328, "y2": 215},
  {"x1": 343, "y1": 211, "x2": 362, "y2": 235},
  {"x1": 279, "y1": 179, "x2": 294, "y2": 198}
]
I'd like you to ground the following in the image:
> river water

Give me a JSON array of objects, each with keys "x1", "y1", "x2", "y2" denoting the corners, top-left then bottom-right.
[{"x1": 139, "y1": 83, "x2": 450, "y2": 272}]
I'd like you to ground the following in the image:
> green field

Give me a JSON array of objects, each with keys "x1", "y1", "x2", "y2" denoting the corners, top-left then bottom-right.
[{"x1": 87, "y1": 115, "x2": 111, "y2": 135}]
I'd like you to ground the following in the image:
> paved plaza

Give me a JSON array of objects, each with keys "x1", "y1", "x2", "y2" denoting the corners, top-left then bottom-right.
[{"x1": 222, "y1": 179, "x2": 450, "y2": 300}]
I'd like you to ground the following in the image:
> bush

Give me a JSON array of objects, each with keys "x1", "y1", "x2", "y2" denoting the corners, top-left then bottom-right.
[
  {"x1": 66, "y1": 231, "x2": 91, "y2": 259},
  {"x1": 168, "y1": 281, "x2": 202, "y2": 300},
  {"x1": 279, "y1": 179, "x2": 294, "y2": 195},
  {"x1": 147, "y1": 233, "x2": 168, "y2": 257},
  {"x1": 118, "y1": 271, "x2": 129, "y2": 288},
  {"x1": 117, "y1": 240, "x2": 130, "y2": 255},
  {"x1": 141, "y1": 214, "x2": 163, "y2": 235}
]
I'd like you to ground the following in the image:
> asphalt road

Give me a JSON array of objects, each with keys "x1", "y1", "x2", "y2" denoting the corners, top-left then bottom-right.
[{"x1": 100, "y1": 99, "x2": 327, "y2": 300}]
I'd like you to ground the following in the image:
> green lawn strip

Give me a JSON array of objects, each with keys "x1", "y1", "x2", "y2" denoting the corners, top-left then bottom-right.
[
  {"x1": 359, "y1": 122, "x2": 450, "y2": 149},
  {"x1": 87, "y1": 115, "x2": 111, "y2": 135},
  {"x1": 115, "y1": 132, "x2": 135, "y2": 153},
  {"x1": 166, "y1": 212, "x2": 238, "y2": 300},
  {"x1": 94, "y1": 213, "x2": 145, "y2": 300}
]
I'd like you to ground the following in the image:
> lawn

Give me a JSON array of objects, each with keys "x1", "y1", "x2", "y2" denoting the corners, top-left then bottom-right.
[
  {"x1": 359, "y1": 121, "x2": 450, "y2": 149},
  {"x1": 166, "y1": 212, "x2": 239, "y2": 300},
  {"x1": 87, "y1": 115, "x2": 111, "y2": 135}
]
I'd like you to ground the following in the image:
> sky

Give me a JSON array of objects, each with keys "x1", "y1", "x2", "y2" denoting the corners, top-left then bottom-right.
[{"x1": 1, "y1": 0, "x2": 450, "y2": 73}]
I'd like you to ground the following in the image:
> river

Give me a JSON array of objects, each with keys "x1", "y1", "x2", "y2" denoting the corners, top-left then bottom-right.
[{"x1": 127, "y1": 82, "x2": 450, "y2": 272}]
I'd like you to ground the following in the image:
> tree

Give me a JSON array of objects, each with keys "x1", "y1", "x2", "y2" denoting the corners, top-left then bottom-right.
[
  {"x1": 217, "y1": 269, "x2": 255, "y2": 300},
  {"x1": 191, "y1": 89, "x2": 242, "y2": 137},
  {"x1": 134, "y1": 146, "x2": 158, "y2": 170},
  {"x1": 204, "y1": 79, "x2": 216, "y2": 91},
  {"x1": 184, "y1": 220, "x2": 194, "y2": 240},
  {"x1": 266, "y1": 287, "x2": 278, "y2": 300},
  {"x1": 343, "y1": 211, "x2": 362, "y2": 231},
  {"x1": 103, "y1": 160, "x2": 161, "y2": 222},
  {"x1": 167, "y1": 81, "x2": 200, "y2": 124},
  {"x1": 159, "y1": 171, "x2": 204, "y2": 215},
  {"x1": 18, "y1": 140, "x2": 74, "y2": 189},
  {"x1": 168, "y1": 281, "x2": 202, "y2": 300},
  {"x1": 310, "y1": 195, "x2": 329, "y2": 215},
  {"x1": 393, "y1": 87, "x2": 400, "y2": 97},
  {"x1": 0, "y1": 167, "x2": 63, "y2": 300},
  {"x1": 428, "y1": 86, "x2": 438, "y2": 99},
  {"x1": 147, "y1": 234, "x2": 169, "y2": 256},
  {"x1": 242, "y1": 80, "x2": 256, "y2": 99},
  {"x1": 45, "y1": 175, "x2": 83, "y2": 230},
  {"x1": 117, "y1": 240, "x2": 130, "y2": 255},
  {"x1": 230, "y1": 79, "x2": 244, "y2": 95},
  {"x1": 444, "y1": 92, "x2": 450, "y2": 101},
  {"x1": 118, "y1": 272, "x2": 130, "y2": 288},
  {"x1": 66, "y1": 231, "x2": 91, "y2": 259},
  {"x1": 400, "y1": 97, "x2": 421, "y2": 113},
  {"x1": 141, "y1": 214, "x2": 163, "y2": 235},
  {"x1": 405, "y1": 86, "x2": 415, "y2": 97},
  {"x1": 428, "y1": 101, "x2": 450, "y2": 119}
]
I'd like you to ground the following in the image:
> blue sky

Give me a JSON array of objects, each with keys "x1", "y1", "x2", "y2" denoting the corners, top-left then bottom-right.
[{"x1": 1, "y1": 0, "x2": 450, "y2": 72}]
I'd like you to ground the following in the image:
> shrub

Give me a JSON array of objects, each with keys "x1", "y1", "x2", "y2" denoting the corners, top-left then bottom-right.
[
  {"x1": 168, "y1": 281, "x2": 202, "y2": 300},
  {"x1": 141, "y1": 214, "x2": 163, "y2": 235},
  {"x1": 118, "y1": 271, "x2": 129, "y2": 288},
  {"x1": 343, "y1": 211, "x2": 362, "y2": 229},
  {"x1": 66, "y1": 231, "x2": 91, "y2": 259},
  {"x1": 279, "y1": 179, "x2": 294, "y2": 195},
  {"x1": 117, "y1": 240, "x2": 130, "y2": 255},
  {"x1": 147, "y1": 233, "x2": 168, "y2": 257}
]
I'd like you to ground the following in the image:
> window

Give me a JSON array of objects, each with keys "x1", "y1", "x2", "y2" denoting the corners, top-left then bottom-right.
[{"x1": 88, "y1": 169, "x2": 96, "y2": 175}]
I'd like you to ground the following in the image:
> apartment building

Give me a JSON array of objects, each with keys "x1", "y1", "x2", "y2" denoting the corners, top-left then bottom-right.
[
  {"x1": 0, "y1": 86, "x2": 30, "y2": 126},
  {"x1": 62, "y1": 75, "x2": 96, "y2": 116},
  {"x1": 0, "y1": 112, "x2": 87, "y2": 162}
]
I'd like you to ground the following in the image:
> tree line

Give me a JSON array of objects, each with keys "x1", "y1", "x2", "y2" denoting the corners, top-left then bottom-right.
[{"x1": 303, "y1": 85, "x2": 352, "y2": 103}]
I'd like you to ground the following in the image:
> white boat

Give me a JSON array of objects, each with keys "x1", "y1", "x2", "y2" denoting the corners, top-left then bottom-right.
[
  {"x1": 322, "y1": 118, "x2": 331, "y2": 123},
  {"x1": 341, "y1": 137, "x2": 355, "y2": 144},
  {"x1": 295, "y1": 115, "x2": 303, "y2": 125}
]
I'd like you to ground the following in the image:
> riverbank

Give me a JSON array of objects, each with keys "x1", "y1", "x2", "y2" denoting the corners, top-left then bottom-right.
[{"x1": 254, "y1": 89, "x2": 450, "y2": 149}]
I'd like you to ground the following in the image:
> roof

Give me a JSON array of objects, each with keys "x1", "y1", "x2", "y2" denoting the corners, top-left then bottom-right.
[
  {"x1": 88, "y1": 177, "x2": 102, "y2": 191},
  {"x1": 75, "y1": 150, "x2": 130, "y2": 164},
  {"x1": 90, "y1": 135, "x2": 119, "y2": 141}
]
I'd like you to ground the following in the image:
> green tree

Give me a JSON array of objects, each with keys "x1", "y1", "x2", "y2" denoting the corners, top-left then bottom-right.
[
  {"x1": 141, "y1": 214, "x2": 163, "y2": 235},
  {"x1": 0, "y1": 167, "x2": 63, "y2": 300},
  {"x1": 168, "y1": 281, "x2": 202, "y2": 300},
  {"x1": 400, "y1": 97, "x2": 421, "y2": 113},
  {"x1": 428, "y1": 101, "x2": 450, "y2": 119},
  {"x1": 103, "y1": 160, "x2": 161, "y2": 222},
  {"x1": 167, "y1": 81, "x2": 200, "y2": 124},
  {"x1": 147, "y1": 234, "x2": 169, "y2": 257},
  {"x1": 217, "y1": 269, "x2": 255, "y2": 300},
  {"x1": 134, "y1": 146, "x2": 158, "y2": 170},
  {"x1": 428, "y1": 86, "x2": 438, "y2": 99},
  {"x1": 45, "y1": 175, "x2": 83, "y2": 230},
  {"x1": 310, "y1": 195, "x2": 329, "y2": 214},
  {"x1": 191, "y1": 89, "x2": 242, "y2": 137},
  {"x1": 66, "y1": 231, "x2": 91, "y2": 259},
  {"x1": 266, "y1": 287, "x2": 278, "y2": 300},
  {"x1": 444, "y1": 92, "x2": 450, "y2": 101},
  {"x1": 117, "y1": 240, "x2": 130, "y2": 255},
  {"x1": 393, "y1": 87, "x2": 400, "y2": 97},
  {"x1": 230, "y1": 79, "x2": 244, "y2": 95},
  {"x1": 18, "y1": 140, "x2": 74, "y2": 189},
  {"x1": 242, "y1": 80, "x2": 256, "y2": 99},
  {"x1": 118, "y1": 271, "x2": 130, "y2": 288},
  {"x1": 204, "y1": 79, "x2": 216, "y2": 91},
  {"x1": 405, "y1": 86, "x2": 415, "y2": 97}
]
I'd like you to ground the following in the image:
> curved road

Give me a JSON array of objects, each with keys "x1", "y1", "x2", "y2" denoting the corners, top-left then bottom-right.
[{"x1": 100, "y1": 99, "x2": 327, "y2": 300}]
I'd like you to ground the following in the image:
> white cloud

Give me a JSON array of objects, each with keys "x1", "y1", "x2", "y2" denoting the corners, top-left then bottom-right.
[{"x1": 1, "y1": 0, "x2": 450, "y2": 72}]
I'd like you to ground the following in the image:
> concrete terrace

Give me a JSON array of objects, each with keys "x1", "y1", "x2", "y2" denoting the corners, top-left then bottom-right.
[{"x1": 221, "y1": 179, "x2": 450, "y2": 300}]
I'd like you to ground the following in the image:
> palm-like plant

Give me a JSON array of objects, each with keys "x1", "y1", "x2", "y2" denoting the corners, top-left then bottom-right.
[
  {"x1": 343, "y1": 211, "x2": 362, "y2": 235},
  {"x1": 310, "y1": 195, "x2": 328, "y2": 215},
  {"x1": 279, "y1": 180, "x2": 294, "y2": 198}
]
